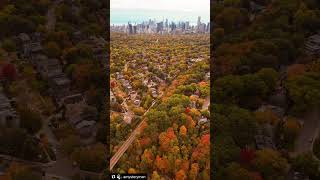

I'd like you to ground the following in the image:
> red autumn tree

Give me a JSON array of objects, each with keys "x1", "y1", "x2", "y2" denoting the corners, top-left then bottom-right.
[
  {"x1": 240, "y1": 147, "x2": 255, "y2": 165},
  {"x1": 111, "y1": 80, "x2": 117, "y2": 88},
  {"x1": 185, "y1": 107, "x2": 190, "y2": 114},
  {"x1": 140, "y1": 137, "x2": 151, "y2": 148},
  {"x1": 1, "y1": 63, "x2": 17, "y2": 81}
]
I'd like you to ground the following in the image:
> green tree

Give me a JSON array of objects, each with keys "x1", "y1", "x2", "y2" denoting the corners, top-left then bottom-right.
[
  {"x1": 61, "y1": 135, "x2": 81, "y2": 155},
  {"x1": 18, "y1": 107, "x2": 42, "y2": 134},
  {"x1": 1, "y1": 38, "x2": 16, "y2": 52},
  {"x1": 44, "y1": 41, "x2": 61, "y2": 58},
  {"x1": 293, "y1": 152, "x2": 320, "y2": 179},
  {"x1": 254, "y1": 149, "x2": 289, "y2": 179}
]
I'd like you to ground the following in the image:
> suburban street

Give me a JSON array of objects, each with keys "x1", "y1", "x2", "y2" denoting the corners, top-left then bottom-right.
[
  {"x1": 46, "y1": 0, "x2": 62, "y2": 31},
  {"x1": 294, "y1": 109, "x2": 320, "y2": 156},
  {"x1": 44, "y1": 156, "x2": 78, "y2": 179}
]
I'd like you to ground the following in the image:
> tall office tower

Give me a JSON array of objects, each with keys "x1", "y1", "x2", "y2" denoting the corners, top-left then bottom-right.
[
  {"x1": 197, "y1": 16, "x2": 201, "y2": 28},
  {"x1": 207, "y1": 22, "x2": 210, "y2": 32},
  {"x1": 201, "y1": 23, "x2": 206, "y2": 33},
  {"x1": 170, "y1": 22, "x2": 176, "y2": 31},
  {"x1": 156, "y1": 22, "x2": 164, "y2": 33},
  {"x1": 186, "y1": 21, "x2": 190, "y2": 30},
  {"x1": 133, "y1": 25, "x2": 137, "y2": 34},
  {"x1": 128, "y1": 23, "x2": 133, "y2": 34},
  {"x1": 165, "y1": 19, "x2": 168, "y2": 28},
  {"x1": 182, "y1": 22, "x2": 186, "y2": 31}
]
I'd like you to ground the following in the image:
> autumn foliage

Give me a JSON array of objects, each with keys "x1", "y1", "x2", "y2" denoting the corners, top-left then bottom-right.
[{"x1": 1, "y1": 63, "x2": 17, "y2": 81}]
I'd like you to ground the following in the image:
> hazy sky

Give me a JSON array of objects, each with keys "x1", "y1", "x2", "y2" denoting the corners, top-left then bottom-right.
[
  {"x1": 111, "y1": 0, "x2": 210, "y2": 24},
  {"x1": 111, "y1": 0, "x2": 210, "y2": 12}
]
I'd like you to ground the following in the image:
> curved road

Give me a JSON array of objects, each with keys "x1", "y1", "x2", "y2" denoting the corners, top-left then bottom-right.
[{"x1": 294, "y1": 109, "x2": 320, "y2": 156}]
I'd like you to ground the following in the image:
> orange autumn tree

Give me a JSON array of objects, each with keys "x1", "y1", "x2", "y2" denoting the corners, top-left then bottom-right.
[
  {"x1": 287, "y1": 64, "x2": 306, "y2": 80},
  {"x1": 192, "y1": 134, "x2": 210, "y2": 162},
  {"x1": 189, "y1": 163, "x2": 200, "y2": 180},
  {"x1": 155, "y1": 155, "x2": 170, "y2": 174},
  {"x1": 159, "y1": 127, "x2": 178, "y2": 152},
  {"x1": 175, "y1": 169, "x2": 186, "y2": 180}
]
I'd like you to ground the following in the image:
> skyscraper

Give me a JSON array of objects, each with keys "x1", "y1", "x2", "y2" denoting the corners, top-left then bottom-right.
[
  {"x1": 186, "y1": 21, "x2": 190, "y2": 30},
  {"x1": 197, "y1": 16, "x2": 201, "y2": 28},
  {"x1": 165, "y1": 19, "x2": 168, "y2": 29},
  {"x1": 127, "y1": 23, "x2": 133, "y2": 34}
]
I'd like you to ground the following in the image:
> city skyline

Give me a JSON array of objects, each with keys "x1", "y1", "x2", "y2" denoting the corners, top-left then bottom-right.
[
  {"x1": 111, "y1": 16, "x2": 210, "y2": 34},
  {"x1": 112, "y1": 16, "x2": 210, "y2": 26},
  {"x1": 111, "y1": 0, "x2": 210, "y2": 25}
]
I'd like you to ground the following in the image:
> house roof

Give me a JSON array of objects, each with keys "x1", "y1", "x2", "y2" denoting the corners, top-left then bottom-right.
[
  {"x1": 18, "y1": 33, "x2": 30, "y2": 42},
  {"x1": 53, "y1": 77, "x2": 70, "y2": 86},
  {"x1": 75, "y1": 120, "x2": 96, "y2": 129}
]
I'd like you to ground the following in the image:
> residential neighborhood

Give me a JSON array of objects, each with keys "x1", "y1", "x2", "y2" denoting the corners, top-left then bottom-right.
[
  {"x1": 110, "y1": 30, "x2": 210, "y2": 179},
  {"x1": 0, "y1": 0, "x2": 107, "y2": 179}
]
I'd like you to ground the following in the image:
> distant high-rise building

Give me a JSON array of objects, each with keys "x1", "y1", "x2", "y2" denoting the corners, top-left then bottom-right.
[
  {"x1": 165, "y1": 19, "x2": 168, "y2": 28},
  {"x1": 182, "y1": 22, "x2": 186, "y2": 31},
  {"x1": 133, "y1": 25, "x2": 137, "y2": 34},
  {"x1": 197, "y1": 16, "x2": 201, "y2": 28},
  {"x1": 186, "y1": 21, "x2": 190, "y2": 30},
  {"x1": 157, "y1": 22, "x2": 164, "y2": 33},
  {"x1": 112, "y1": 16, "x2": 209, "y2": 34},
  {"x1": 128, "y1": 23, "x2": 133, "y2": 34}
]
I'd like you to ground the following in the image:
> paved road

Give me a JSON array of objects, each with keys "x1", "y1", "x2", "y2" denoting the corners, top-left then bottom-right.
[
  {"x1": 46, "y1": 0, "x2": 62, "y2": 31},
  {"x1": 294, "y1": 109, "x2": 320, "y2": 156},
  {"x1": 37, "y1": 115, "x2": 59, "y2": 146},
  {"x1": 44, "y1": 157, "x2": 78, "y2": 179},
  {"x1": 109, "y1": 120, "x2": 145, "y2": 171},
  {"x1": 0, "y1": 154, "x2": 55, "y2": 168},
  {"x1": 110, "y1": 94, "x2": 160, "y2": 171}
]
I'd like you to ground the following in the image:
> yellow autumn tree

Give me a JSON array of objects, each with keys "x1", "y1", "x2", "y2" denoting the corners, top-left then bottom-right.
[{"x1": 179, "y1": 125, "x2": 187, "y2": 136}]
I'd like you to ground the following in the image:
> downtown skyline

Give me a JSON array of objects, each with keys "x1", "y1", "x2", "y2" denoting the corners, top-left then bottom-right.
[
  {"x1": 111, "y1": 16, "x2": 210, "y2": 34},
  {"x1": 111, "y1": 0, "x2": 210, "y2": 25}
]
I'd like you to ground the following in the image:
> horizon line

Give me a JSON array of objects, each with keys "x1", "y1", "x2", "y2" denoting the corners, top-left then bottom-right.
[{"x1": 111, "y1": 7, "x2": 209, "y2": 13}]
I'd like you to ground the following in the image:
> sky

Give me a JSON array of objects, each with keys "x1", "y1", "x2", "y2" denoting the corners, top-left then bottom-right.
[{"x1": 111, "y1": 0, "x2": 210, "y2": 25}]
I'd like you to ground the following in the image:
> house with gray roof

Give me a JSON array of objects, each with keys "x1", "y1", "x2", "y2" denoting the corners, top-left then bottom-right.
[
  {"x1": 65, "y1": 102, "x2": 97, "y2": 139},
  {"x1": 0, "y1": 90, "x2": 19, "y2": 128},
  {"x1": 36, "y1": 58, "x2": 63, "y2": 80},
  {"x1": 305, "y1": 33, "x2": 320, "y2": 55}
]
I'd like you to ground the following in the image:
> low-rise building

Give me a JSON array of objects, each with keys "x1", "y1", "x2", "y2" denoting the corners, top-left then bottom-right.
[
  {"x1": 36, "y1": 58, "x2": 63, "y2": 80},
  {"x1": 198, "y1": 116, "x2": 208, "y2": 125},
  {"x1": 49, "y1": 75, "x2": 71, "y2": 102},
  {"x1": 150, "y1": 88, "x2": 158, "y2": 98},
  {"x1": 110, "y1": 90, "x2": 116, "y2": 103},
  {"x1": 65, "y1": 102, "x2": 97, "y2": 139},
  {"x1": 0, "y1": 91, "x2": 20, "y2": 128},
  {"x1": 255, "y1": 124, "x2": 276, "y2": 150},
  {"x1": 134, "y1": 99, "x2": 141, "y2": 106},
  {"x1": 305, "y1": 33, "x2": 320, "y2": 55}
]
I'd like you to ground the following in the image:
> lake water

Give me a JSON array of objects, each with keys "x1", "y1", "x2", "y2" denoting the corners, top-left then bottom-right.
[{"x1": 111, "y1": 9, "x2": 210, "y2": 25}]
